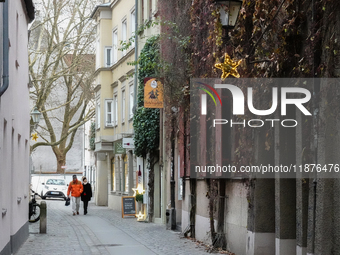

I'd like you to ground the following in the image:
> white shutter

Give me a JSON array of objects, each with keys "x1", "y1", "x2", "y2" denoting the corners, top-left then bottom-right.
[{"x1": 105, "y1": 100, "x2": 113, "y2": 126}]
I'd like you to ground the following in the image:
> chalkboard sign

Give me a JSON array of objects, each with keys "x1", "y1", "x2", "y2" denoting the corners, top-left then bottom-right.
[{"x1": 121, "y1": 196, "x2": 136, "y2": 218}]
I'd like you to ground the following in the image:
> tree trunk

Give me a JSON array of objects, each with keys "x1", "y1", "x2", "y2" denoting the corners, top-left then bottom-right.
[
  {"x1": 215, "y1": 179, "x2": 227, "y2": 249},
  {"x1": 56, "y1": 153, "x2": 66, "y2": 174},
  {"x1": 189, "y1": 178, "x2": 196, "y2": 238},
  {"x1": 208, "y1": 179, "x2": 217, "y2": 243}
]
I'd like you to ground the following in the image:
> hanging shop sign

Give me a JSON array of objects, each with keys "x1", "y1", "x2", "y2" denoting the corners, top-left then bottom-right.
[
  {"x1": 114, "y1": 141, "x2": 126, "y2": 154},
  {"x1": 122, "y1": 138, "x2": 134, "y2": 149},
  {"x1": 144, "y1": 78, "x2": 164, "y2": 108}
]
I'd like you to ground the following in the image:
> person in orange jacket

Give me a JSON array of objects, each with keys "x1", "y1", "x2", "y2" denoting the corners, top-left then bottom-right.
[{"x1": 67, "y1": 175, "x2": 83, "y2": 216}]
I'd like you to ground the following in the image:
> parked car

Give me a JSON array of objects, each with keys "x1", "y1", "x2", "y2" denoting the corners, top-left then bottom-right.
[{"x1": 41, "y1": 178, "x2": 67, "y2": 200}]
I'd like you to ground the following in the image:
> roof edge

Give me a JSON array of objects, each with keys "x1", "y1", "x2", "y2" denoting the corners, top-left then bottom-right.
[
  {"x1": 90, "y1": 3, "x2": 111, "y2": 19},
  {"x1": 24, "y1": 0, "x2": 35, "y2": 22}
]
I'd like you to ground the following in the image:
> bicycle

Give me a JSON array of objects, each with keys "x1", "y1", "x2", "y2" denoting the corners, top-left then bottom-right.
[{"x1": 29, "y1": 189, "x2": 41, "y2": 223}]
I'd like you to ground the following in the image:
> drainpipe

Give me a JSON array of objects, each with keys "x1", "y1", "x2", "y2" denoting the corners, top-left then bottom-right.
[
  {"x1": 311, "y1": 1, "x2": 319, "y2": 251},
  {"x1": 170, "y1": 114, "x2": 176, "y2": 230},
  {"x1": 311, "y1": 72, "x2": 320, "y2": 254},
  {"x1": 0, "y1": 0, "x2": 9, "y2": 97},
  {"x1": 133, "y1": 0, "x2": 138, "y2": 108}
]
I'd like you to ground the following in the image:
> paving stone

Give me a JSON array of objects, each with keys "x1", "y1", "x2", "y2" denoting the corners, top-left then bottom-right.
[{"x1": 16, "y1": 199, "x2": 208, "y2": 255}]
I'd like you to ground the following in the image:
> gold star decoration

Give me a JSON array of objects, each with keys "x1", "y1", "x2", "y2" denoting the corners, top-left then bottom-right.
[
  {"x1": 136, "y1": 211, "x2": 145, "y2": 221},
  {"x1": 31, "y1": 133, "x2": 38, "y2": 141},
  {"x1": 214, "y1": 53, "x2": 242, "y2": 80},
  {"x1": 132, "y1": 188, "x2": 138, "y2": 196},
  {"x1": 132, "y1": 185, "x2": 145, "y2": 197}
]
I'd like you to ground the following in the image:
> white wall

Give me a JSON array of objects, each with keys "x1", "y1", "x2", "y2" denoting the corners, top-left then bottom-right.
[
  {"x1": 83, "y1": 120, "x2": 96, "y2": 187},
  {"x1": 225, "y1": 181, "x2": 248, "y2": 255},
  {"x1": 108, "y1": 195, "x2": 122, "y2": 211},
  {"x1": 0, "y1": 0, "x2": 31, "y2": 253},
  {"x1": 181, "y1": 180, "x2": 248, "y2": 255},
  {"x1": 31, "y1": 127, "x2": 84, "y2": 173}
]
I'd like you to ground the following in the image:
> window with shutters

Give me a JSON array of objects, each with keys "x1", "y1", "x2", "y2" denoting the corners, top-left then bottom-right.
[{"x1": 105, "y1": 100, "x2": 113, "y2": 127}]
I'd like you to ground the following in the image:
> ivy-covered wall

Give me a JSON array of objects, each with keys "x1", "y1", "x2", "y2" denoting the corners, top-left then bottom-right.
[{"x1": 133, "y1": 35, "x2": 161, "y2": 158}]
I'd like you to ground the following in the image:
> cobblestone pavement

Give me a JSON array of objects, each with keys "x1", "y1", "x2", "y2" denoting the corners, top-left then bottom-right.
[{"x1": 16, "y1": 199, "x2": 209, "y2": 255}]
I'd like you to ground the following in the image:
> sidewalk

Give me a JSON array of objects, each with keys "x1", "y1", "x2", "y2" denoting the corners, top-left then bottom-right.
[{"x1": 16, "y1": 199, "x2": 208, "y2": 255}]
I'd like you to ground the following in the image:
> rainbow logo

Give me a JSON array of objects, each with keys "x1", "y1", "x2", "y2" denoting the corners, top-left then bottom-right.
[{"x1": 197, "y1": 82, "x2": 222, "y2": 115}]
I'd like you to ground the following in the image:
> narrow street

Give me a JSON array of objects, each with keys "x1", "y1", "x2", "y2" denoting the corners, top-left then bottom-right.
[{"x1": 16, "y1": 199, "x2": 208, "y2": 255}]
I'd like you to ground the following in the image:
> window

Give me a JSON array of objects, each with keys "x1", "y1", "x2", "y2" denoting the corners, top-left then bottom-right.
[
  {"x1": 118, "y1": 156, "x2": 122, "y2": 191},
  {"x1": 121, "y1": 156, "x2": 125, "y2": 191},
  {"x1": 122, "y1": 19, "x2": 127, "y2": 56},
  {"x1": 105, "y1": 100, "x2": 113, "y2": 126},
  {"x1": 85, "y1": 134, "x2": 88, "y2": 149},
  {"x1": 131, "y1": 9, "x2": 136, "y2": 41},
  {"x1": 96, "y1": 38, "x2": 100, "y2": 68},
  {"x1": 129, "y1": 83, "x2": 134, "y2": 119},
  {"x1": 111, "y1": 157, "x2": 115, "y2": 191},
  {"x1": 105, "y1": 47, "x2": 112, "y2": 67},
  {"x1": 46, "y1": 179, "x2": 66, "y2": 185},
  {"x1": 113, "y1": 29, "x2": 118, "y2": 63},
  {"x1": 141, "y1": 0, "x2": 144, "y2": 22},
  {"x1": 124, "y1": 155, "x2": 128, "y2": 192},
  {"x1": 96, "y1": 23, "x2": 100, "y2": 68},
  {"x1": 149, "y1": 0, "x2": 152, "y2": 20},
  {"x1": 122, "y1": 90, "x2": 126, "y2": 123},
  {"x1": 114, "y1": 94, "x2": 118, "y2": 126},
  {"x1": 96, "y1": 101, "x2": 101, "y2": 129}
]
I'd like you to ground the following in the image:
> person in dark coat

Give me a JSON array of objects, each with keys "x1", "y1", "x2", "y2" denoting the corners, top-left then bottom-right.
[{"x1": 81, "y1": 176, "x2": 92, "y2": 215}]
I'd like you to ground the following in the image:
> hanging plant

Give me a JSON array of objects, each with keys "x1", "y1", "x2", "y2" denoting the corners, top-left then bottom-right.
[{"x1": 135, "y1": 193, "x2": 144, "y2": 202}]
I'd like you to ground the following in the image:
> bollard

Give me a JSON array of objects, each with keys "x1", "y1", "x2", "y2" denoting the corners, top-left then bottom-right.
[
  {"x1": 40, "y1": 201, "x2": 47, "y2": 234},
  {"x1": 166, "y1": 209, "x2": 170, "y2": 230},
  {"x1": 170, "y1": 208, "x2": 176, "y2": 230}
]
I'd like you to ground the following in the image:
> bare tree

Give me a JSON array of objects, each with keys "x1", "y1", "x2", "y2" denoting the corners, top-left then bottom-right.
[{"x1": 29, "y1": 0, "x2": 96, "y2": 173}]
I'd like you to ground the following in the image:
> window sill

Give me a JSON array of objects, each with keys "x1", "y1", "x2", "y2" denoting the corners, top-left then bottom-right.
[{"x1": 111, "y1": 191, "x2": 129, "y2": 196}]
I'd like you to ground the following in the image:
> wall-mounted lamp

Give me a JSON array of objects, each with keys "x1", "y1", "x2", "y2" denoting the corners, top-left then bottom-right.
[
  {"x1": 30, "y1": 107, "x2": 41, "y2": 130},
  {"x1": 217, "y1": 0, "x2": 243, "y2": 28}
]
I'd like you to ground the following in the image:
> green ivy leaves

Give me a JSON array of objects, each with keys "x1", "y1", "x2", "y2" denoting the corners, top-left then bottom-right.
[
  {"x1": 89, "y1": 122, "x2": 96, "y2": 151},
  {"x1": 133, "y1": 35, "x2": 160, "y2": 158}
]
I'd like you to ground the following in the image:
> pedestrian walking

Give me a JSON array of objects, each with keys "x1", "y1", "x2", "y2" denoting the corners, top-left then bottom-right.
[
  {"x1": 67, "y1": 175, "x2": 83, "y2": 216},
  {"x1": 81, "y1": 176, "x2": 92, "y2": 215}
]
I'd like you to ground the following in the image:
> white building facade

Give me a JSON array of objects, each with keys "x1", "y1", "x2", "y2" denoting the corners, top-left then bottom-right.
[{"x1": 0, "y1": 0, "x2": 35, "y2": 254}]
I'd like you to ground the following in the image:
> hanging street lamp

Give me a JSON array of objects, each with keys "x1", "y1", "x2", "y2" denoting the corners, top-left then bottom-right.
[{"x1": 216, "y1": 0, "x2": 243, "y2": 28}]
